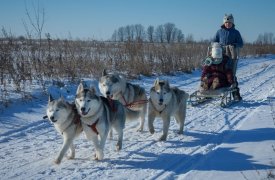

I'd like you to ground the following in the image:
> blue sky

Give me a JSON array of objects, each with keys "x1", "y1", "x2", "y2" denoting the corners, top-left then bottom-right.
[{"x1": 0, "y1": 0, "x2": 274, "y2": 42}]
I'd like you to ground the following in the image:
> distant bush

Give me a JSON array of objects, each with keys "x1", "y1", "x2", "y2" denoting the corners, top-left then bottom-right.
[{"x1": 1, "y1": 33, "x2": 275, "y2": 106}]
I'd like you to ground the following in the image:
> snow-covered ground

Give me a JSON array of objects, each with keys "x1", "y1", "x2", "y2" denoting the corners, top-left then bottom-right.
[{"x1": 1, "y1": 55, "x2": 275, "y2": 180}]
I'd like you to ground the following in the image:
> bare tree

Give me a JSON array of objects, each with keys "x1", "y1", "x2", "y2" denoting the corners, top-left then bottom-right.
[
  {"x1": 125, "y1": 25, "x2": 135, "y2": 41},
  {"x1": 255, "y1": 33, "x2": 274, "y2": 45},
  {"x1": 155, "y1": 25, "x2": 164, "y2": 43},
  {"x1": 134, "y1": 24, "x2": 145, "y2": 41},
  {"x1": 175, "y1": 29, "x2": 184, "y2": 43},
  {"x1": 111, "y1": 30, "x2": 118, "y2": 41},
  {"x1": 147, "y1": 25, "x2": 154, "y2": 43},
  {"x1": 117, "y1": 27, "x2": 125, "y2": 42},
  {"x1": 24, "y1": 1, "x2": 45, "y2": 47},
  {"x1": 164, "y1": 23, "x2": 176, "y2": 43},
  {"x1": 185, "y1": 34, "x2": 194, "y2": 43}
]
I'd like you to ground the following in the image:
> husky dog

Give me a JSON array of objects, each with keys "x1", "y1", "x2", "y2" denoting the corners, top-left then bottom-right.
[
  {"x1": 148, "y1": 79, "x2": 189, "y2": 141},
  {"x1": 99, "y1": 70, "x2": 148, "y2": 131},
  {"x1": 75, "y1": 83, "x2": 125, "y2": 160},
  {"x1": 46, "y1": 95, "x2": 82, "y2": 164}
]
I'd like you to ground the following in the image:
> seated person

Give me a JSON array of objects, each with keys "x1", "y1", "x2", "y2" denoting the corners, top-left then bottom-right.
[{"x1": 200, "y1": 43, "x2": 234, "y2": 91}]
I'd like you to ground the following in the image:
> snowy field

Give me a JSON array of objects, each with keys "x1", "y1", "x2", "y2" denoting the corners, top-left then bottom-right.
[{"x1": 0, "y1": 55, "x2": 275, "y2": 180}]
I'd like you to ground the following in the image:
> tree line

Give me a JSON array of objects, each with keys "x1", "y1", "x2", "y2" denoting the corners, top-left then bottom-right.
[
  {"x1": 1, "y1": 26, "x2": 275, "y2": 109},
  {"x1": 1, "y1": 1, "x2": 275, "y2": 109},
  {"x1": 111, "y1": 23, "x2": 194, "y2": 43},
  {"x1": 0, "y1": 0, "x2": 275, "y2": 109},
  {"x1": 255, "y1": 32, "x2": 275, "y2": 45},
  {"x1": 110, "y1": 23, "x2": 275, "y2": 45}
]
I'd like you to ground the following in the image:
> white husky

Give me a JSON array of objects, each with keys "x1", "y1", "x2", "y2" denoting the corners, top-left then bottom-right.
[
  {"x1": 148, "y1": 78, "x2": 189, "y2": 141},
  {"x1": 75, "y1": 83, "x2": 126, "y2": 160},
  {"x1": 46, "y1": 95, "x2": 82, "y2": 164},
  {"x1": 99, "y1": 70, "x2": 148, "y2": 131}
]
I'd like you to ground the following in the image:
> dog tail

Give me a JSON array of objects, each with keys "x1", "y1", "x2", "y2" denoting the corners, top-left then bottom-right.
[{"x1": 124, "y1": 108, "x2": 141, "y2": 121}]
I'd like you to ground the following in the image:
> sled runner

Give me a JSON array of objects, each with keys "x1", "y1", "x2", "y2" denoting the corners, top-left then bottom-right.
[{"x1": 188, "y1": 87, "x2": 237, "y2": 108}]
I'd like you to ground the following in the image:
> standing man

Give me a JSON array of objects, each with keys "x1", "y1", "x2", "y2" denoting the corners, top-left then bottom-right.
[{"x1": 214, "y1": 13, "x2": 244, "y2": 101}]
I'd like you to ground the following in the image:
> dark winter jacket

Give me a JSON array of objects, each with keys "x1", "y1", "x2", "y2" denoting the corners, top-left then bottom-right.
[
  {"x1": 201, "y1": 55, "x2": 234, "y2": 89},
  {"x1": 214, "y1": 25, "x2": 243, "y2": 48}
]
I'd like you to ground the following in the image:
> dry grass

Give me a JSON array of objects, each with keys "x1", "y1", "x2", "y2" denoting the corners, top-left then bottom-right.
[{"x1": 1, "y1": 35, "x2": 275, "y2": 105}]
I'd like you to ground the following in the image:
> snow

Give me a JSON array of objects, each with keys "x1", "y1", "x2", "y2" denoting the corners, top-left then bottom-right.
[{"x1": 1, "y1": 55, "x2": 275, "y2": 180}]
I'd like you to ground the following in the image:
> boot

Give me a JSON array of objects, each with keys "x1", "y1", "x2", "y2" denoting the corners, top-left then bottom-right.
[
  {"x1": 200, "y1": 77, "x2": 209, "y2": 91},
  {"x1": 233, "y1": 87, "x2": 242, "y2": 101}
]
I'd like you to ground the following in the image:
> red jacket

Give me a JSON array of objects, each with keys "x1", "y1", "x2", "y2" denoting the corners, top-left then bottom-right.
[{"x1": 201, "y1": 55, "x2": 234, "y2": 89}]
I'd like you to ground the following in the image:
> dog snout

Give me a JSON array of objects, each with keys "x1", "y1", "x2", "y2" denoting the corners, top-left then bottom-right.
[
  {"x1": 106, "y1": 91, "x2": 110, "y2": 96},
  {"x1": 159, "y1": 98, "x2": 163, "y2": 105},
  {"x1": 50, "y1": 116, "x2": 57, "y2": 123},
  {"x1": 81, "y1": 107, "x2": 86, "y2": 112}
]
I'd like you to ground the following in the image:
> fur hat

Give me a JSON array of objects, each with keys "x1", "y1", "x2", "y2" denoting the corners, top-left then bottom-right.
[{"x1": 223, "y1": 14, "x2": 234, "y2": 24}]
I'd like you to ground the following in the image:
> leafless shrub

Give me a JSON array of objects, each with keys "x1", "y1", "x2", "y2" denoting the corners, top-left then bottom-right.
[{"x1": 1, "y1": 30, "x2": 275, "y2": 107}]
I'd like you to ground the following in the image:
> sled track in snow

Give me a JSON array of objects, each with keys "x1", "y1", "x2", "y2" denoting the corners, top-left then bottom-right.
[
  {"x1": 148, "y1": 106, "x2": 260, "y2": 179},
  {"x1": 143, "y1": 60, "x2": 275, "y2": 179},
  {"x1": 1, "y1": 58, "x2": 275, "y2": 179},
  {"x1": 0, "y1": 120, "x2": 51, "y2": 143}
]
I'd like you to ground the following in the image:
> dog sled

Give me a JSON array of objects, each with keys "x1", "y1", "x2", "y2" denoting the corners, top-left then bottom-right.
[
  {"x1": 188, "y1": 86, "x2": 237, "y2": 108},
  {"x1": 188, "y1": 43, "x2": 241, "y2": 108}
]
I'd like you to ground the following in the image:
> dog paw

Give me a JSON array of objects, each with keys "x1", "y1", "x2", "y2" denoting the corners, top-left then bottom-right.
[
  {"x1": 149, "y1": 128, "x2": 155, "y2": 134},
  {"x1": 67, "y1": 155, "x2": 75, "y2": 160},
  {"x1": 94, "y1": 151, "x2": 104, "y2": 161},
  {"x1": 116, "y1": 143, "x2": 122, "y2": 151},
  {"x1": 136, "y1": 127, "x2": 144, "y2": 132},
  {"x1": 95, "y1": 156, "x2": 103, "y2": 161},
  {"x1": 93, "y1": 153, "x2": 100, "y2": 161},
  {"x1": 158, "y1": 135, "x2": 167, "y2": 141},
  {"x1": 93, "y1": 154, "x2": 97, "y2": 160},
  {"x1": 54, "y1": 159, "x2": 61, "y2": 164},
  {"x1": 116, "y1": 145, "x2": 122, "y2": 151}
]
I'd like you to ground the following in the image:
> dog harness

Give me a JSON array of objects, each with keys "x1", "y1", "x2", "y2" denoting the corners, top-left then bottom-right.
[
  {"x1": 87, "y1": 119, "x2": 99, "y2": 135},
  {"x1": 149, "y1": 98, "x2": 167, "y2": 114},
  {"x1": 107, "y1": 97, "x2": 117, "y2": 112},
  {"x1": 120, "y1": 92, "x2": 148, "y2": 108}
]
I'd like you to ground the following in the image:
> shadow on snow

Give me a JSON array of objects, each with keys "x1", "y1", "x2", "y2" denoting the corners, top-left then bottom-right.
[{"x1": 110, "y1": 127, "x2": 275, "y2": 175}]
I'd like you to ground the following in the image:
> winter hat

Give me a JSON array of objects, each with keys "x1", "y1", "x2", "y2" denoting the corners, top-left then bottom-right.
[
  {"x1": 223, "y1": 14, "x2": 234, "y2": 24},
  {"x1": 211, "y1": 42, "x2": 223, "y2": 59}
]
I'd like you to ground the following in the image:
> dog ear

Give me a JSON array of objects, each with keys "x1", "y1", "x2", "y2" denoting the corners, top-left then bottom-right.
[
  {"x1": 76, "y1": 83, "x2": 84, "y2": 94},
  {"x1": 102, "y1": 69, "x2": 107, "y2": 76},
  {"x1": 48, "y1": 94, "x2": 54, "y2": 102},
  {"x1": 154, "y1": 78, "x2": 159, "y2": 86}
]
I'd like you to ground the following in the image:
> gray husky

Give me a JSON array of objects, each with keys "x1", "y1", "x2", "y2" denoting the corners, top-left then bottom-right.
[
  {"x1": 46, "y1": 95, "x2": 83, "y2": 164},
  {"x1": 99, "y1": 70, "x2": 148, "y2": 131},
  {"x1": 75, "y1": 83, "x2": 126, "y2": 160},
  {"x1": 148, "y1": 78, "x2": 189, "y2": 141}
]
